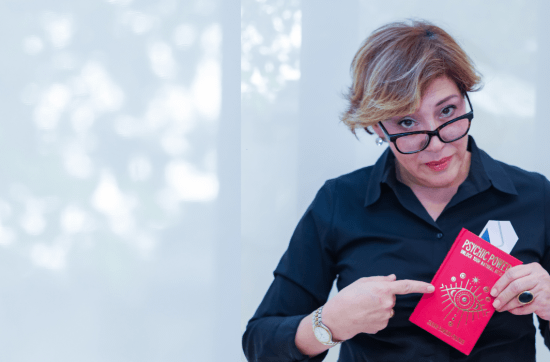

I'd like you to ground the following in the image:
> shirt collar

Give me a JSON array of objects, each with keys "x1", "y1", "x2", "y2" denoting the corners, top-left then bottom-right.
[
  {"x1": 364, "y1": 136, "x2": 517, "y2": 208},
  {"x1": 473, "y1": 137, "x2": 518, "y2": 196}
]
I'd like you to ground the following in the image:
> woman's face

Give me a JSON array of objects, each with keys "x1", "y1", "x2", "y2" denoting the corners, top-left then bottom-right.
[{"x1": 373, "y1": 76, "x2": 471, "y2": 189}]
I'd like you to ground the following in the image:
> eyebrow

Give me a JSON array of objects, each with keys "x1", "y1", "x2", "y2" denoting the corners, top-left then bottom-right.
[
  {"x1": 392, "y1": 94, "x2": 461, "y2": 122},
  {"x1": 435, "y1": 94, "x2": 459, "y2": 107}
]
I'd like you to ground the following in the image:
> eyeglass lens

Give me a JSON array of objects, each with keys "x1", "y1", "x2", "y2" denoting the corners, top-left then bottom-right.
[{"x1": 395, "y1": 117, "x2": 470, "y2": 153}]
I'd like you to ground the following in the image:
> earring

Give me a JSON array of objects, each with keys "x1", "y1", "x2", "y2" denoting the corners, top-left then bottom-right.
[{"x1": 375, "y1": 137, "x2": 384, "y2": 146}]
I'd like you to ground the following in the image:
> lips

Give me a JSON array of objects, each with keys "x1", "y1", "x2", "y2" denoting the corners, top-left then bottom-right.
[{"x1": 425, "y1": 156, "x2": 452, "y2": 171}]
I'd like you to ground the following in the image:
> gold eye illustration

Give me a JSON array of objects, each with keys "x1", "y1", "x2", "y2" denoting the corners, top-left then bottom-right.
[
  {"x1": 440, "y1": 278, "x2": 489, "y2": 329},
  {"x1": 446, "y1": 288, "x2": 484, "y2": 312}
]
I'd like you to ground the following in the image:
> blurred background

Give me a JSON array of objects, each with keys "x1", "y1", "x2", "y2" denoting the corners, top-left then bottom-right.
[
  {"x1": 0, "y1": 0, "x2": 240, "y2": 361},
  {"x1": 242, "y1": 0, "x2": 550, "y2": 361}
]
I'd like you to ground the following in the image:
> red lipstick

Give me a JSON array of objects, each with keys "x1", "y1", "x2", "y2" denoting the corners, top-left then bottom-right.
[{"x1": 425, "y1": 156, "x2": 452, "y2": 171}]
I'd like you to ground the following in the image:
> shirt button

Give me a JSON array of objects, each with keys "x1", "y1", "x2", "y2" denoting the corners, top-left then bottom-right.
[{"x1": 437, "y1": 233, "x2": 443, "y2": 239}]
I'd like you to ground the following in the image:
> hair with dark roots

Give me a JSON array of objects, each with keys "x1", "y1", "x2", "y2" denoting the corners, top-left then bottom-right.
[{"x1": 341, "y1": 19, "x2": 482, "y2": 135}]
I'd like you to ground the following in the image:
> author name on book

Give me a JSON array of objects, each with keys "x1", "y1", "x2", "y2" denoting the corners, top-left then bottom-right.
[{"x1": 427, "y1": 320, "x2": 465, "y2": 345}]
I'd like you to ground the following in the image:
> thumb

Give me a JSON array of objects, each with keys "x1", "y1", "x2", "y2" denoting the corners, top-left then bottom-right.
[{"x1": 364, "y1": 274, "x2": 397, "y2": 282}]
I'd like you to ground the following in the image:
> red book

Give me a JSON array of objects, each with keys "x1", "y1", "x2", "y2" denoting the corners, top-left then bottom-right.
[{"x1": 409, "y1": 228, "x2": 523, "y2": 355}]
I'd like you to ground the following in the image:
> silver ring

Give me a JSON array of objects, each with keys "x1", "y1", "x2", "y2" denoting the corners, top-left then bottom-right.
[{"x1": 517, "y1": 291, "x2": 534, "y2": 305}]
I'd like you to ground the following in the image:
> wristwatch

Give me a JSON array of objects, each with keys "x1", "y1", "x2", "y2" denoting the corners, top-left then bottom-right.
[{"x1": 312, "y1": 306, "x2": 341, "y2": 347}]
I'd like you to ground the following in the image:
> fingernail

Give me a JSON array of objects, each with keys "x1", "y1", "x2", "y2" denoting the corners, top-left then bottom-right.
[
  {"x1": 427, "y1": 285, "x2": 435, "y2": 292},
  {"x1": 490, "y1": 288, "x2": 497, "y2": 297},
  {"x1": 493, "y1": 300, "x2": 500, "y2": 309}
]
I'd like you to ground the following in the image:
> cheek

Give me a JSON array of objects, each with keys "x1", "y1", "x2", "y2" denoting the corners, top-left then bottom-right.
[
  {"x1": 390, "y1": 147, "x2": 421, "y2": 170},
  {"x1": 451, "y1": 139, "x2": 468, "y2": 159}
]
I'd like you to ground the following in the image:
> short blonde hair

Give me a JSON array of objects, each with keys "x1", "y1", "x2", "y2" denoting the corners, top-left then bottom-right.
[{"x1": 341, "y1": 20, "x2": 482, "y2": 134}]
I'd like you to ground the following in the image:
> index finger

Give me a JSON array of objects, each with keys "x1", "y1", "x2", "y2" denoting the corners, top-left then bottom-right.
[{"x1": 388, "y1": 280, "x2": 435, "y2": 295}]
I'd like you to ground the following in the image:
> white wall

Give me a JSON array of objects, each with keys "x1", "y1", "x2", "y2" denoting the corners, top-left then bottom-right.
[{"x1": 0, "y1": 0, "x2": 243, "y2": 361}]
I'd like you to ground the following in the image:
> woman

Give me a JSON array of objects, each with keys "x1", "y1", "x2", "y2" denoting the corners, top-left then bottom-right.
[{"x1": 243, "y1": 20, "x2": 550, "y2": 361}]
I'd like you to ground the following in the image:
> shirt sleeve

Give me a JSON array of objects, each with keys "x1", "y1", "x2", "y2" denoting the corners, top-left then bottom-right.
[
  {"x1": 242, "y1": 181, "x2": 338, "y2": 362},
  {"x1": 539, "y1": 175, "x2": 550, "y2": 349}
]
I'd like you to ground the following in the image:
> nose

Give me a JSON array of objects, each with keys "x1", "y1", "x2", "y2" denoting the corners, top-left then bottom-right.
[{"x1": 424, "y1": 132, "x2": 445, "y2": 153}]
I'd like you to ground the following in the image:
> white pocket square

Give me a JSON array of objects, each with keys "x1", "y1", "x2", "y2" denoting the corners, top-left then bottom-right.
[{"x1": 479, "y1": 220, "x2": 518, "y2": 254}]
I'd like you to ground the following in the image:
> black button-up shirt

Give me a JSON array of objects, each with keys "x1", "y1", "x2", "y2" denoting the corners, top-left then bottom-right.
[{"x1": 243, "y1": 137, "x2": 550, "y2": 361}]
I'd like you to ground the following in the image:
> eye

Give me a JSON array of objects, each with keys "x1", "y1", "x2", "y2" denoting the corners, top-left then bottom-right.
[
  {"x1": 441, "y1": 105, "x2": 456, "y2": 117},
  {"x1": 439, "y1": 277, "x2": 491, "y2": 328},
  {"x1": 446, "y1": 288, "x2": 483, "y2": 312},
  {"x1": 398, "y1": 118, "x2": 416, "y2": 129}
]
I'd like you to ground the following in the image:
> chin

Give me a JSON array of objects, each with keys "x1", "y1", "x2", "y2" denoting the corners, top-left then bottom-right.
[{"x1": 421, "y1": 169, "x2": 460, "y2": 188}]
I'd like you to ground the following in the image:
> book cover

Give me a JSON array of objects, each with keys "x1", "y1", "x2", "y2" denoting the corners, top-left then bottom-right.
[{"x1": 409, "y1": 228, "x2": 523, "y2": 355}]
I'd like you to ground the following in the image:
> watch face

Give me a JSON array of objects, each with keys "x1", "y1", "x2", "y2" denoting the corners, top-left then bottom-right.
[{"x1": 314, "y1": 326, "x2": 330, "y2": 343}]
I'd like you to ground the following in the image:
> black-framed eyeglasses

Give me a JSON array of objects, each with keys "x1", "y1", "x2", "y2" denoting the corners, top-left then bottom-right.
[{"x1": 378, "y1": 93, "x2": 474, "y2": 155}]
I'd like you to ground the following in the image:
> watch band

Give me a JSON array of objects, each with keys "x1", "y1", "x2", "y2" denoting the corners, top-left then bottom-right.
[{"x1": 312, "y1": 306, "x2": 341, "y2": 347}]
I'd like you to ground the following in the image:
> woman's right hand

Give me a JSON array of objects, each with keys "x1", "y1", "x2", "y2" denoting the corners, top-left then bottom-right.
[{"x1": 322, "y1": 274, "x2": 435, "y2": 341}]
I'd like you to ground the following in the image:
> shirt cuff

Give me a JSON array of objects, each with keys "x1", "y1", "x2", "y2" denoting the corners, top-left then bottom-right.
[{"x1": 281, "y1": 315, "x2": 330, "y2": 362}]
